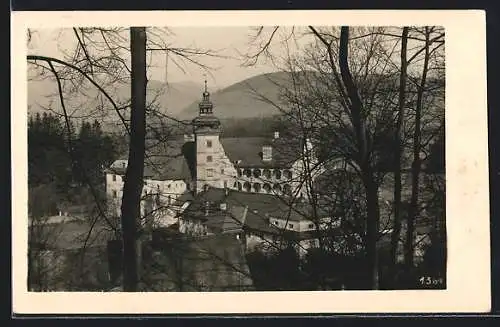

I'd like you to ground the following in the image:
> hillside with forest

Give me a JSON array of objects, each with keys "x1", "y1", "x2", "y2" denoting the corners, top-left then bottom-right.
[
  {"x1": 177, "y1": 72, "x2": 292, "y2": 119},
  {"x1": 28, "y1": 71, "x2": 297, "y2": 136},
  {"x1": 28, "y1": 78, "x2": 203, "y2": 133}
]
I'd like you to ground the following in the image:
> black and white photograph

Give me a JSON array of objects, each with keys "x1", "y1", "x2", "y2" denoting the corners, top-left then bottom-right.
[{"x1": 12, "y1": 10, "x2": 490, "y2": 314}]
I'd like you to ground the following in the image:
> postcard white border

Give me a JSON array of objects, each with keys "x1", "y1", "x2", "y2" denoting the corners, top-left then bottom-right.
[{"x1": 11, "y1": 10, "x2": 490, "y2": 314}]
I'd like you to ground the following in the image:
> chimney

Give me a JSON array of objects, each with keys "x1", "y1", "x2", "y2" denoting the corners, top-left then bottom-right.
[
  {"x1": 274, "y1": 131, "x2": 280, "y2": 139},
  {"x1": 262, "y1": 145, "x2": 272, "y2": 162}
]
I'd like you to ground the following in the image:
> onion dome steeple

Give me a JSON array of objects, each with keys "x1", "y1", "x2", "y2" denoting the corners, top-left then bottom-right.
[
  {"x1": 198, "y1": 80, "x2": 214, "y2": 115},
  {"x1": 193, "y1": 79, "x2": 221, "y2": 134}
]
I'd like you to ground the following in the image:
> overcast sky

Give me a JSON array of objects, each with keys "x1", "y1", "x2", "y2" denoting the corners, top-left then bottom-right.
[
  {"x1": 27, "y1": 27, "x2": 304, "y2": 90},
  {"x1": 27, "y1": 26, "x2": 438, "y2": 92}
]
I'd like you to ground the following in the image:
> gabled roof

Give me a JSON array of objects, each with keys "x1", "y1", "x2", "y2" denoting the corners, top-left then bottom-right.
[
  {"x1": 220, "y1": 136, "x2": 305, "y2": 168},
  {"x1": 183, "y1": 188, "x2": 329, "y2": 228},
  {"x1": 144, "y1": 234, "x2": 254, "y2": 291},
  {"x1": 202, "y1": 205, "x2": 247, "y2": 234},
  {"x1": 107, "y1": 139, "x2": 196, "y2": 181},
  {"x1": 29, "y1": 220, "x2": 114, "y2": 251}
]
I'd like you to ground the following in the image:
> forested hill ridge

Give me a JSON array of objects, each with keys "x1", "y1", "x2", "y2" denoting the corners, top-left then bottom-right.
[
  {"x1": 27, "y1": 72, "x2": 294, "y2": 132},
  {"x1": 177, "y1": 71, "x2": 292, "y2": 119},
  {"x1": 28, "y1": 79, "x2": 203, "y2": 133},
  {"x1": 28, "y1": 70, "x2": 443, "y2": 135}
]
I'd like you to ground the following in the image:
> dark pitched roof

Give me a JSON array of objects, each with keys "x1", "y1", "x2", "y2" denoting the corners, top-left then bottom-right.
[
  {"x1": 201, "y1": 205, "x2": 247, "y2": 234},
  {"x1": 29, "y1": 219, "x2": 114, "y2": 251},
  {"x1": 220, "y1": 136, "x2": 304, "y2": 168},
  {"x1": 183, "y1": 188, "x2": 329, "y2": 228},
  {"x1": 174, "y1": 190, "x2": 196, "y2": 205},
  {"x1": 108, "y1": 139, "x2": 196, "y2": 181},
  {"x1": 144, "y1": 234, "x2": 254, "y2": 291},
  {"x1": 144, "y1": 139, "x2": 195, "y2": 180}
]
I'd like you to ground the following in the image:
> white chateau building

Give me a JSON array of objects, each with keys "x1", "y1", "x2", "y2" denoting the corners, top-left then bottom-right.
[
  {"x1": 104, "y1": 81, "x2": 438, "y2": 262},
  {"x1": 105, "y1": 82, "x2": 339, "y2": 251}
]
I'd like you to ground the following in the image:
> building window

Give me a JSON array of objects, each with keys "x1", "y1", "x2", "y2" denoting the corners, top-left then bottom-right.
[
  {"x1": 237, "y1": 169, "x2": 242, "y2": 177},
  {"x1": 283, "y1": 184, "x2": 292, "y2": 195},
  {"x1": 253, "y1": 183, "x2": 261, "y2": 193},
  {"x1": 243, "y1": 182, "x2": 251, "y2": 192},
  {"x1": 224, "y1": 181, "x2": 228, "y2": 188},
  {"x1": 284, "y1": 170, "x2": 292, "y2": 179},
  {"x1": 237, "y1": 182, "x2": 242, "y2": 191},
  {"x1": 288, "y1": 223, "x2": 294, "y2": 229},
  {"x1": 263, "y1": 169, "x2": 271, "y2": 179},
  {"x1": 244, "y1": 168, "x2": 252, "y2": 178},
  {"x1": 206, "y1": 140, "x2": 212, "y2": 148},
  {"x1": 207, "y1": 155, "x2": 213, "y2": 163},
  {"x1": 263, "y1": 183, "x2": 271, "y2": 193},
  {"x1": 274, "y1": 169, "x2": 282, "y2": 179},
  {"x1": 112, "y1": 174, "x2": 116, "y2": 182},
  {"x1": 206, "y1": 168, "x2": 214, "y2": 177},
  {"x1": 253, "y1": 169, "x2": 261, "y2": 178},
  {"x1": 122, "y1": 162, "x2": 126, "y2": 168},
  {"x1": 113, "y1": 190, "x2": 117, "y2": 198},
  {"x1": 273, "y1": 183, "x2": 282, "y2": 192},
  {"x1": 308, "y1": 223, "x2": 314, "y2": 229},
  {"x1": 221, "y1": 168, "x2": 224, "y2": 175}
]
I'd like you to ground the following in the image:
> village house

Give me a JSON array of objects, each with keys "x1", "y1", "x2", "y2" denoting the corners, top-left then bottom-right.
[{"x1": 178, "y1": 187, "x2": 338, "y2": 258}]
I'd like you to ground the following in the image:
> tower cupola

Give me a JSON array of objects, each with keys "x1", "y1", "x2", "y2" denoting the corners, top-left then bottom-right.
[
  {"x1": 198, "y1": 80, "x2": 214, "y2": 115},
  {"x1": 192, "y1": 79, "x2": 221, "y2": 134}
]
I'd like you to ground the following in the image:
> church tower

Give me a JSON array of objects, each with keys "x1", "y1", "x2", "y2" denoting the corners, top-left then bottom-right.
[{"x1": 192, "y1": 81, "x2": 224, "y2": 193}]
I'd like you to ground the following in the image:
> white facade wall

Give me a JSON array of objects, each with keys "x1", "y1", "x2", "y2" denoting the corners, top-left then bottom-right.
[
  {"x1": 269, "y1": 216, "x2": 333, "y2": 233},
  {"x1": 105, "y1": 167, "x2": 188, "y2": 221},
  {"x1": 245, "y1": 231, "x2": 320, "y2": 259},
  {"x1": 195, "y1": 134, "x2": 237, "y2": 192}
]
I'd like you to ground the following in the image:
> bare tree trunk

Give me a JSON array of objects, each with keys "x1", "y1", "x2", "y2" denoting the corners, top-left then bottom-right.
[
  {"x1": 120, "y1": 27, "x2": 147, "y2": 292},
  {"x1": 362, "y1": 170, "x2": 380, "y2": 289},
  {"x1": 390, "y1": 27, "x2": 409, "y2": 284},
  {"x1": 339, "y1": 26, "x2": 379, "y2": 290},
  {"x1": 405, "y1": 27, "x2": 431, "y2": 273}
]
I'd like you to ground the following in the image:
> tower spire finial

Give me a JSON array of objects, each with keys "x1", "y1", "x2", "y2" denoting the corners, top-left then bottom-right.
[{"x1": 199, "y1": 75, "x2": 213, "y2": 115}]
